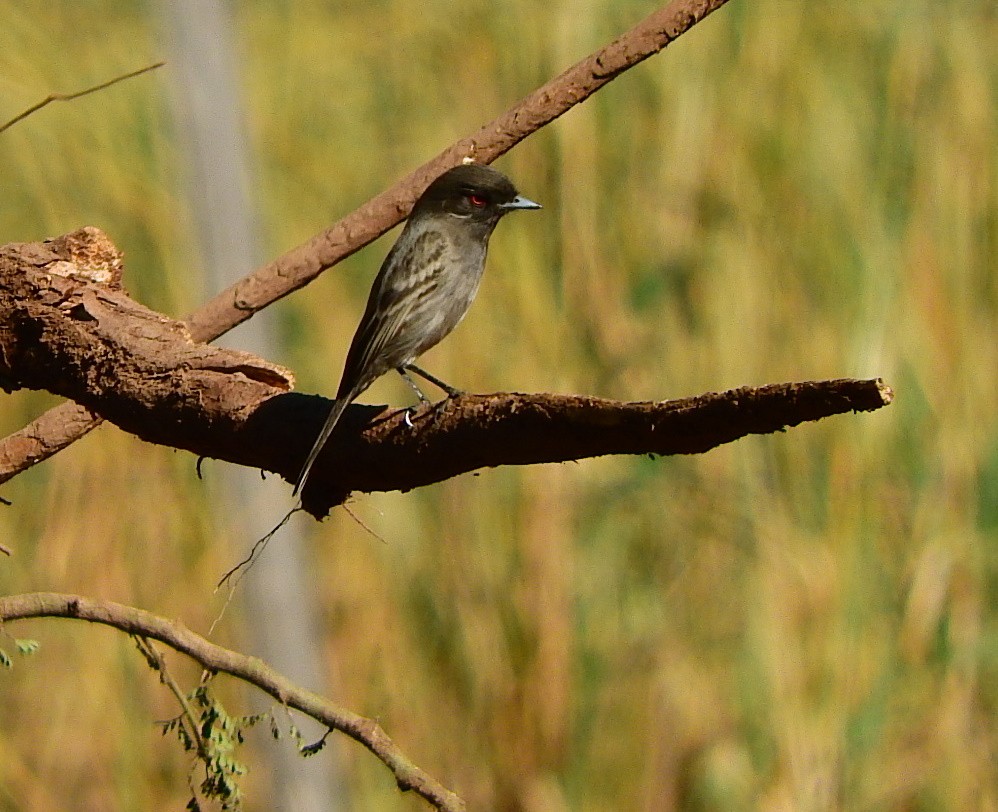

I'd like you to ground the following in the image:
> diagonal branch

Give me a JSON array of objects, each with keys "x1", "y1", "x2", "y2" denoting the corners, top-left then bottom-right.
[
  {"x1": 0, "y1": 592, "x2": 466, "y2": 812},
  {"x1": 0, "y1": 61, "x2": 165, "y2": 134},
  {"x1": 0, "y1": 229, "x2": 893, "y2": 517},
  {"x1": 0, "y1": 0, "x2": 730, "y2": 482},
  {"x1": 0, "y1": 401, "x2": 101, "y2": 484},
  {"x1": 182, "y1": 0, "x2": 731, "y2": 342}
]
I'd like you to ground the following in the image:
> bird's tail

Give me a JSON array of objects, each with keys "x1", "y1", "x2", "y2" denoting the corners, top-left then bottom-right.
[{"x1": 293, "y1": 393, "x2": 356, "y2": 497}]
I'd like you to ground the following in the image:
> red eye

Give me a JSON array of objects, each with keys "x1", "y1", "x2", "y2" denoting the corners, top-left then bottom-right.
[{"x1": 468, "y1": 194, "x2": 487, "y2": 207}]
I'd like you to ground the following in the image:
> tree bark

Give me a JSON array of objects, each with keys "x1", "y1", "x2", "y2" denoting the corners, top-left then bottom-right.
[{"x1": 0, "y1": 228, "x2": 893, "y2": 517}]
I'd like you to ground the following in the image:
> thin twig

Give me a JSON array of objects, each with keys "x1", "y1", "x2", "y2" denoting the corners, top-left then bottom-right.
[
  {"x1": 134, "y1": 635, "x2": 208, "y2": 758},
  {"x1": 343, "y1": 502, "x2": 389, "y2": 545},
  {"x1": 209, "y1": 505, "x2": 300, "y2": 636},
  {"x1": 0, "y1": 61, "x2": 165, "y2": 134}
]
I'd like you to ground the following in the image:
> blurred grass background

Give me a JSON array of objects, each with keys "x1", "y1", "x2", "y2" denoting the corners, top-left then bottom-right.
[{"x1": 1, "y1": 0, "x2": 996, "y2": 809}]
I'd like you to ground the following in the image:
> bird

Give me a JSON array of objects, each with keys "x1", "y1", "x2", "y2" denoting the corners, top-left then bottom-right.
[{"x1": 293, "y1": 163, "x2": 541, "y2": 496}]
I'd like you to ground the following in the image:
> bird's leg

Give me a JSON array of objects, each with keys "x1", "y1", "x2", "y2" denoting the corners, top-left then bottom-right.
[
  {"x1": 404, "y1": 364, "x2": 464, "y2": 398},
  {"x1": 396, "y1": 367, "x2": 432, "y2": 405}
]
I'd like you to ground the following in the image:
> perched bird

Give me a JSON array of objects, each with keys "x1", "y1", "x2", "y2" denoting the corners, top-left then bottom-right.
[{"x1": 294, "y1": 163, "x2": 541, "y2": 495}]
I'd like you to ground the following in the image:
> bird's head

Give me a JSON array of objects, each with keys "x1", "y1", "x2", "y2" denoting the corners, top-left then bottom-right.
[{"x1": 414, "y1": 164, "x2": 541, "y2": 224}]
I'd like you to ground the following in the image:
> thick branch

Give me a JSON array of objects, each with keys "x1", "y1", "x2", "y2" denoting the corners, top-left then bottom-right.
[
  {"x1": 0, "y1": 592, "x2": 465, "y2": 812},
  {"x1": 0, "y1": 229, "x2": 293, "y2": 465},
  {"x1": 0, "y1": 0, "x2": 730, "y2": 482},
  {"x1": 295, "y1": 379, "x2": 893, "y2": 516},
  {"x1": 0, "y1": 227, "x2": 893, "y2": 517}
]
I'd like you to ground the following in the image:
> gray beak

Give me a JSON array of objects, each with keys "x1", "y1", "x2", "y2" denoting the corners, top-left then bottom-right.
[{"x1": 500, "y1": 195, "x2": 542, "y2": 211}]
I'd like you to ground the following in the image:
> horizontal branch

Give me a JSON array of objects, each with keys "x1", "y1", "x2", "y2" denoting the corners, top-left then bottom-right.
[
  {"x1": 0, "y1": 0, "x2": 730, "y2": 483},
  {"x1": 292, "y1": 378, "x2": 893, "y2": 516},
  {"x1": 0, "y1": 592, "x2": 464, "y2": 812},
  {"x1": 0, "y1": 229, "x2": 894, "y2": 516}
]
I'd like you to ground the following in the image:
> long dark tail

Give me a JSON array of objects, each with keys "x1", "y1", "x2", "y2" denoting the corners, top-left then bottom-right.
[{"x1": 293, "y1": 391, "x2": 357, "y2": 497}]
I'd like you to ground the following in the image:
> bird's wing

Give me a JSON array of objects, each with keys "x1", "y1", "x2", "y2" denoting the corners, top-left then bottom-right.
[{"x1": 337, "y1": 228, "x2": 447, "y2": 397}]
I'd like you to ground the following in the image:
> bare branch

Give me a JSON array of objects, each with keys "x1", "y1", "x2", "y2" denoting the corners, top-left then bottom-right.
[
  {"x1": 0, "y1": 401, "x2": 101, "y2": 485},
  {"x1": 182, "y1": 0, "x2": 731, "y2": 343},
  {"x1": 0, "y1": 59, "x2": 167, "y2": 480},
  {"x1": 0, "y1": 61, "x2": 165, "y2": 134},
  {"x1": 0, "y1": 228, "x2": 893, "y2": 516},
  {"x1": 0, "y1": 228, "x2": 292, "y2": 460},
  {"x1": 0, "y1": 0, "x2": 730, "y2": 481},
  {"x1": 294, "y1": 379, "x2": 894, "y2": 516},
  {"x1": 0, "y1": 592, "x2": 465, "y2": 812}
]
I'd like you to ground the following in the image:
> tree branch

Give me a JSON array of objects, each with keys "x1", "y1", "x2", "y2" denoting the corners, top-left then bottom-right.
[
  {"x1": 0, "y1": 592, "x2": 466, "y2": 812},
  {"x1": 182, "y1": 0, "x2": 731, "y2": 343},
  {"x1": 0, "y1": 61, "x2": 165, "y2": 134},
  {"x1": 0, "y1": 401, "x2": 101, "y2": 484},
  {"x1": 0, "y1": 228, "x2": 293, "y2": 466},
  {"x1": 294, "y1": 378, "x2": 893, "y2": 516},
  {"x1": 0, "y1": 0, "x2": 730, "y2": 482},
  {"x1": 0, "y1": 229, "x2": 893, "y2": 517}
]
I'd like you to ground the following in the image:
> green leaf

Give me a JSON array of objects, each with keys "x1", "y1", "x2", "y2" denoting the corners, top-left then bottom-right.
[{"x1": 14, "y1": 639, "x2": 39, "y2": 656}]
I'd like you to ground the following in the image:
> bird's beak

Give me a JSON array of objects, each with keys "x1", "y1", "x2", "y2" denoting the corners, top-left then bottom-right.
[{"x1": 500, "y1": 195, "x2": 542, "y2": 211}]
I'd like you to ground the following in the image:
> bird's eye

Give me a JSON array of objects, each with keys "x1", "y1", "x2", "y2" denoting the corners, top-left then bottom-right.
[{"x1": 467, "y1": 194, "x2": 487, "y2": 207}]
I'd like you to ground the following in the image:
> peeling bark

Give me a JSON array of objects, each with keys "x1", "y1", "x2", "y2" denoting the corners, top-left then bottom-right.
[{"x1": 0, "y1": 228, "x2": 291, "y2": 463}]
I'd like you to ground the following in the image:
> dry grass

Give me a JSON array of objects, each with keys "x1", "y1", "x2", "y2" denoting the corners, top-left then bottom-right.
[{"x1": 0, "y1": 1, "x2": 995, "y2": 809}]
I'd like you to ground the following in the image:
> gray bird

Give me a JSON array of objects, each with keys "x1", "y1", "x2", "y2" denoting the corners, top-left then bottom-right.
[{"x1": 294, "y1": 164, "x2": 541, "y2": 495}]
